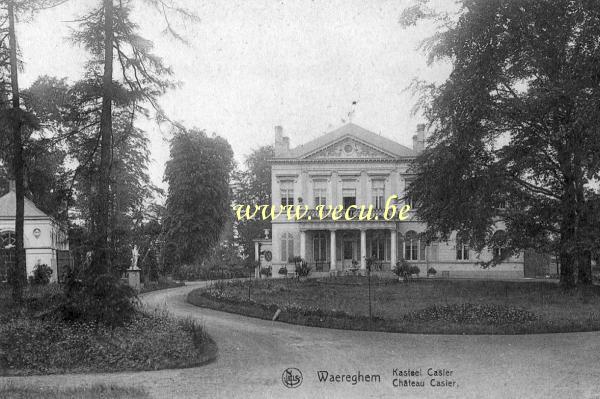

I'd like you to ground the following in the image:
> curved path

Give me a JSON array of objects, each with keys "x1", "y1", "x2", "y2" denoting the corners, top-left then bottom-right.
[{"x1": 3, "y1": 282, "x2": 600, "y2": 398}]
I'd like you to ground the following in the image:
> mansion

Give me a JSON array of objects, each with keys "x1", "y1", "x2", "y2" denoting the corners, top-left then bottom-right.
[{"x1": 256, "y1": 123, "x2": 527, "y2": 279}]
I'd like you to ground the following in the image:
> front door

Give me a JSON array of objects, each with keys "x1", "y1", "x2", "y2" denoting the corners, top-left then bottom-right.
[{"x1": 343, "y1": 240, "x2": 355, "y2": 270}]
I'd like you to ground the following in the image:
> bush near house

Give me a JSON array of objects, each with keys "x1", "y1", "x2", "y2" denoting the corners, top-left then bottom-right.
[{"x1": 28, "y1": 264, "x2": 53, "y2": 286}]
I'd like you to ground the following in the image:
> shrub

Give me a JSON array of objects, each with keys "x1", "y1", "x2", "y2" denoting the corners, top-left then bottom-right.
[
  {"x1": 28, "y1": 264, "x2": 53, "y2": 286},
  {"x1": 278, "y1": 266, "x2": 288, "y2": 276},
  {"x1": 409, "y1": 265, "x2": 420, "y2": 276},
  {"x1": 295, "y1": 261, "x2": 311, "y2": 278},
  {"x1": 393, "y1": 258, "x2": 412, "y2": 281},
  {"x1": 62, "y1": 273, "x2": 138, "y2": 327},
  {"x1": 259, "y1": 266, "x2": 272, "y2": 277},
  {"x1": 427, "y1": 267, "x2": 437, "y2": 276}
]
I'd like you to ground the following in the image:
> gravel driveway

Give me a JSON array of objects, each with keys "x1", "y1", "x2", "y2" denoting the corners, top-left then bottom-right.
[{"x1": 2, "y1": 281, "x2": 600, "y2": 399}]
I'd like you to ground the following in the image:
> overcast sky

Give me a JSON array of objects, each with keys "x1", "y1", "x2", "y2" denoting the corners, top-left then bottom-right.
[{"x1": 18, "y1": 0, "x2": 452, "y2": 188}]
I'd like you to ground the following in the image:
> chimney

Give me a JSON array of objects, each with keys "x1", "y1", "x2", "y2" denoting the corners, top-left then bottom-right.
[
  {"x1": 274, "y1": 125, "x2": 290, "y2": 156},
  {"x1": 8, "y1": 179, "x2": 15, "y2": 192},
  {"x1": 413, "y1": 124, "x2": 426, "y2": 153}
]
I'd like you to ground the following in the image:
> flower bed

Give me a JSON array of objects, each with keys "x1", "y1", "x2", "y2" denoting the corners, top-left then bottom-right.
[
  {"x1": 0, "y1": 285, "x2": 217, "y2": 376},
  {"x1": 403, "y1": 303, "x2": 538, "y2": 325}
]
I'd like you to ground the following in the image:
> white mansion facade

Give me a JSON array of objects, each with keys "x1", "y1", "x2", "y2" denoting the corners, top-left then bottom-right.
[{"x1": 262, "y1": 123, "x2": 524, "y2": 279}]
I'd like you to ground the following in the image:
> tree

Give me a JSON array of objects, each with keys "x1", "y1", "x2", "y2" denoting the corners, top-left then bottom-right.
[
  {"x1": 232, "y1": 146, "x2": 273, "y2": 262},
  {"x1": 401, "y1": 0, "x2": 600, "y2": 286},
  {"x1": 0, "y1": 1, "x2": 55, "y2": 302},
  {"x1": 163, "y1": 129, "x2": 234, "y2": 266},
  {"x1": 72, "y1": 0, "x2": 196, "y2": 275}
]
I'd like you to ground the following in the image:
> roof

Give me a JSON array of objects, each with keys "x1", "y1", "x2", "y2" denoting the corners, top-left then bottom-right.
[
  {"x1": 283, "y1": 123, "x2": 416, "y2": 159},
  {"x1": 0, "y1": 190, "x2": 49, "y2": 219}
]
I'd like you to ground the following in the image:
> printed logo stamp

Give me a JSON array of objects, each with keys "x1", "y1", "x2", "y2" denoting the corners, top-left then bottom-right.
[{"x1": 282, "y1": 367, "x2": 303, "y2": 388}]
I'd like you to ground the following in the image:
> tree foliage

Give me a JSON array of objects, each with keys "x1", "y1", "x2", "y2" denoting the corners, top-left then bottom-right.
[
  {"x1": 402, "y1": 0, "x2": 600, "y2": 286},
  {"x1": 163, "y1": 129, "x2": 234, "y2": 267},
  {"x1": 231, "y1": 145, "x2": 273, "y2": 263}
]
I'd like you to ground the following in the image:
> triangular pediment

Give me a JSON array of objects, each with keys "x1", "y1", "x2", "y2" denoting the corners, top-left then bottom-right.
[
  {"x1": 302, "y1": 136, "x2": 396, "y2": 160},
  {"x1": 284, "y1": 123, "x2": 416, "y2": 160}
]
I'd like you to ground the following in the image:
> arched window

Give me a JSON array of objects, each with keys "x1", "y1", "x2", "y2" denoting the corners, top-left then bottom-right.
[
  {"x1": 456, "y1": 234, "x2": 470, "y2": 260},
  {"x1": 280, "y1": 232, "x2": 294, "y2": 262},
  {"x1": 1, "y1": 231, "x2": 15, "y2": 249},
  {"x1": 404, "y1": 230, "x2": 419, "y2": 260},
  {"x1": 312, "y1": 232, "x2": 327, "y2": 261},
  {"x1": 492, "y1": 230, "x2": 507, "y2": 258},
  {"x1": 0, "y1": 231, "x2": 16, "y2": 282}
]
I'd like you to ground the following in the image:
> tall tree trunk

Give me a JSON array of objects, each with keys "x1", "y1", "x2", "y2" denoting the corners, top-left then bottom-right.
[
  {"x1": 92, "y1": 0, "x2": 114, "y2": 275},
  {"x1": 7, "y1": 1, "x2": 26, "y2": 303}
]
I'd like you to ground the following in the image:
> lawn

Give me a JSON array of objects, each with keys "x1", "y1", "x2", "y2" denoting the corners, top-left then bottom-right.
[
  {"x1": 187, "y1": 276, "x2": 600, "y2": 334},
  {"x1": 0, "y1": 383, "x2": 148, "y2": 399},
  {"x1": 0, "y1": 283, "x2": 217, "y2": 376}
]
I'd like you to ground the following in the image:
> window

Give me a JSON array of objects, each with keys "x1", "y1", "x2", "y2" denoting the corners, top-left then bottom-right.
[
  {"x1": 342, "y1": 188, "x2": 356, "y2": 208},
  {"x1": 371, "y1": 236, "x2": 387, "y2": 261},
  {"x1": 372, "y1": 180, "x2": 385, "y2": 209},
  {"x1": 404, "y1": 230, "x2": 419, "y2": 261},
  {"x1": 280, "y1": 233, "x2": 294, "y2": 262},
  {"x1": 492, "y1": 230, "x2": 507, "y2": 258},
  {"x1": 313, "y1": 180, "x2": 327, "y2": 206},
  {"x1": 1, "y1": 231, "x2": 15, "y2": 249},
  {"x1": 313, "y1": 232, "x2": 327, "y2": 261},
  {"x1": 280, "y1": 181, "x2": 294, "y2": 207},
  {"x1": 456, "y1": 235, "x2": 470, "y2": 260}
]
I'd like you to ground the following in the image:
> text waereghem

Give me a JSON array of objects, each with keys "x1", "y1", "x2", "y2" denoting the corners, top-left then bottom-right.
[
  {"x1": 316, "y1": 371, "x2": 381, "y2": 385},
  {"x1": 234, "y1": 195, "x2": 411, "y2": 222}
]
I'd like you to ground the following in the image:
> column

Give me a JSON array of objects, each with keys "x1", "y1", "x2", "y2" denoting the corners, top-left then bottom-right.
[
  {"x1": 300, "y1": 230, "x2": 307, "y2": 260},
  {"x1": 390, "y1": 229, "x2": 397, "y2": 270},
  {"x1": 360, "y1": 229, "x2": 367, "y2": 271},
  {"x1": 330, "y1": 230, "x2": 337, "y2": 272}
]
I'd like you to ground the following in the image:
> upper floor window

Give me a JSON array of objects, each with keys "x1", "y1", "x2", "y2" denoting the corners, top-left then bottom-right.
[
  {"x1": 372, "y1": 180, "x2": 385, "y2": 209},
  {"x1": 280, "y1": 181, "x2": 294, "y2": 207},
  {"x1": 313, "y1": 180, "x2": 327, "y2": 206},
  {"x1": 404, "y1": 230, "x2": 419, "y2": 261},
  {"x1": 456, "y1": 235, "x2": 470, "y2": 260},
  {"x1": 342, "y1": 188, "x2": 356, "y2": 208},
  {"x1": 281, "y1": 232, "x2": 294, "y2": 262}
]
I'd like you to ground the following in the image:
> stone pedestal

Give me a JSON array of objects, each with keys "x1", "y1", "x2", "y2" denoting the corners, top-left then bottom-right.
[{"x1": 127, "y1": 268, "x2": 141, "y2": 291}]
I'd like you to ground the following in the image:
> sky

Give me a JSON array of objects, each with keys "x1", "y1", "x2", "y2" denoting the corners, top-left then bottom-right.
[{"x1": 17, "y1": 0, "x2": 452, "y2": 189}]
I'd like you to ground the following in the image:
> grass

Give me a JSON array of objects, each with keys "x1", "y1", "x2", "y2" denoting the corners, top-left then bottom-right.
[
  {"x1": 0, "y1": 284, "x2": 217, "y2": 376},
  {"x1": 187, "y1": 276, "x2": 600, "y2": 334},
  {"x1": 0, "y1": 383, "x2": 148, "y2": 399}
]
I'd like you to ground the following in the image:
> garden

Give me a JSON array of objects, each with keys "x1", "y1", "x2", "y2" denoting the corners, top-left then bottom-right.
[
  {"x1": 0, "y1": 269, "x2": 216, "y2": 376},
  {"x1": 187, "y1": 275, "x2": 600, "y2": 334}
]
